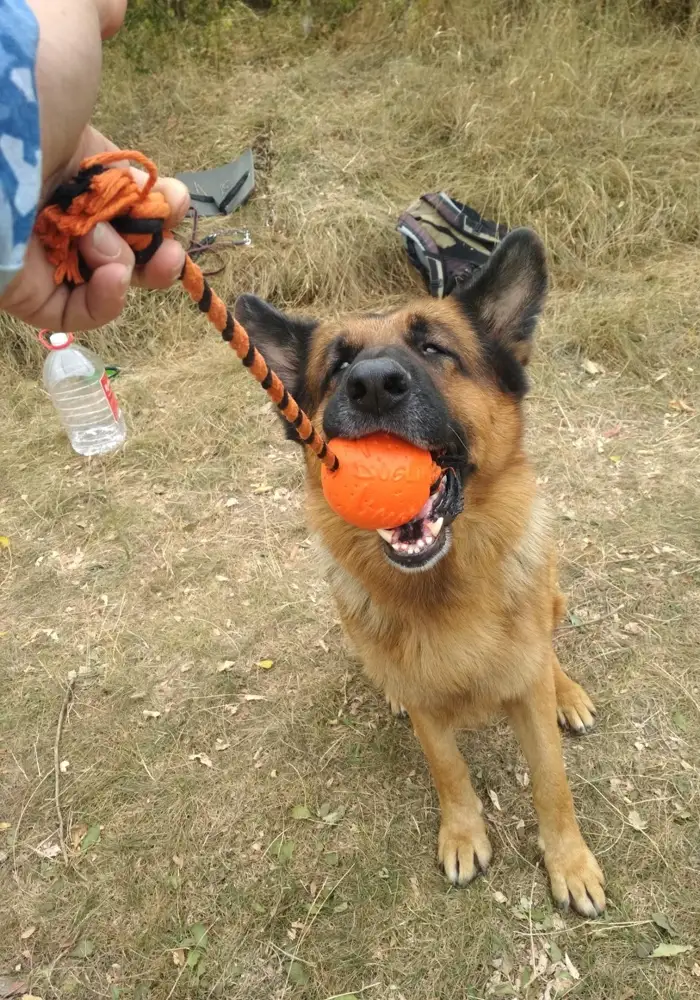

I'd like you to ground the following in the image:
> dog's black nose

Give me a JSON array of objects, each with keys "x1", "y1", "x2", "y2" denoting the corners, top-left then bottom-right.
[{"x1": 346, "y1": 358, "x2": 411, "y2": 415}]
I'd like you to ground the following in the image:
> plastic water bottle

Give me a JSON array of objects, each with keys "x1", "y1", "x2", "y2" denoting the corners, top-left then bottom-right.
[{"x1": 41, "y1": 331, "x2": 126, "y2": 456}]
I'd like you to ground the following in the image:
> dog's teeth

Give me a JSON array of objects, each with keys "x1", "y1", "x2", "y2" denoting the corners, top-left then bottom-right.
[
  {"x1": 376, "y1": 528, "x2": 394, "y2": 544},
  {"x1": 416, "y1": 539, "x2": 425, "y2": 550},
  {"x1": 428, "y1": 517, "x2": 444, "y2": 537}
]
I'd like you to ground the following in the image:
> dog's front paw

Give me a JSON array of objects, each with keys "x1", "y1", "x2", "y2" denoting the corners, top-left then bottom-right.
[
  {"x1": 438, "y1": 816, "x2": 492, "y2": 887},
  {"x1": 386, "y1": 695, "x2": 407, "y2": 718},
  {"x1": 556, "y1": 676, "x2": 596, "y2": 734},
  {"x1": 545, "y1": 838, "x2": 605, "y2": 917}
]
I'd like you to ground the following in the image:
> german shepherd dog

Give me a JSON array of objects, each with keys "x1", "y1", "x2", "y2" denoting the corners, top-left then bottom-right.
[{"x1": 234, "y1": 229, "x2": 605, "y2": 916}]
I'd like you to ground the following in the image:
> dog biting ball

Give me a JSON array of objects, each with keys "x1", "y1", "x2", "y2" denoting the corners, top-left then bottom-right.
[{"x1": 321, "y1": 433, "x2": 442, "y2": 530}]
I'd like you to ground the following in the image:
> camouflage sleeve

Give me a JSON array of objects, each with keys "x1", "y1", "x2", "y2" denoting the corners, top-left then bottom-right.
[{"x1": 0, "y1": 0, "x2": 41, "y2": 295}]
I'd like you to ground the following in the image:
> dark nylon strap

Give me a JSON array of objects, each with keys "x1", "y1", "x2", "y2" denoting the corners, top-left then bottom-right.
[
  {"x1": 441, "y1": 240, "x2": 494, "y2": 276},
  {"x1": 397, "y1": 212, "x2": 441, "y2": 257},
  {"x1": 399, "y1": 214, "x2": 488, "y2": 297},
  {"x1": 398, "y1": 220, "x2": 445, "y2": 296},
  {"x1": 398, "y1": 194, "x2": 509, "y2": 297},
  {"x1": 421, "y1": 193, "x2": 508, "y2": 244},
  {"x1": 425, "y1": 255, "x2": 445, "y2": 298},
  {"x1": 411, "y1": 216, "x2": 494, "y2": 259},
  {"x1": 398, "y1": 215, "x2": 434, "y2": 289}
]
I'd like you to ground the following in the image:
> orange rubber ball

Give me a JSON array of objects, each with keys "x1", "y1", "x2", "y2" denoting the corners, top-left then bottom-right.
[{"x1": 321, "y1": 433, "x2": 441, "y2": 530}]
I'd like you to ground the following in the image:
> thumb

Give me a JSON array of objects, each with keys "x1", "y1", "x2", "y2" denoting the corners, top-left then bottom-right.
[
  {"x1": 57, "y1": 223, "x2": 135, "y2": 331},
  {"x1": 0, "y1": 230, "x2": 132, "y2": 332},
  {"x1": 78, "y1": 221, "x2": 135, "y2": 274}
]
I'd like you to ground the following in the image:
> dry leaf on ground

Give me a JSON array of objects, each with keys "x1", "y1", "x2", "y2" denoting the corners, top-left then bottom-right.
[
  {"x1": 71, "y1": 824, "x2": 88, "y2": 850},
  {"x1": 35, "y1": 842, "x2": 61, "y2": 859},
  {"x1": 628, "y1": 809, "x2": 648, "y2": 831},
  {"x1": 0, "y1": 977, "x2": 27, "y2": 999},
  {"x1": 564, "y1": 954, "x2": 580, "y2": 980},
  {"x1": 650, "y1": 943, "x2": 693, "y2": 958},
  {"x1": 189, "y1": 753, "x2": 213, "y2": 768}
]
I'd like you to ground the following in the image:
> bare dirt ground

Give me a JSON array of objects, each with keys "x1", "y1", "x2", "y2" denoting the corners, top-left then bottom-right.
[{"x1": 1, "y1": 3, "x2": 699, "y2": 998}]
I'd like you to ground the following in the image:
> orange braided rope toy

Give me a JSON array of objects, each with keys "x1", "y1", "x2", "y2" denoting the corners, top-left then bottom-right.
[{"x1": 35, "y1": 150, "x2": 339, "y2": 472}]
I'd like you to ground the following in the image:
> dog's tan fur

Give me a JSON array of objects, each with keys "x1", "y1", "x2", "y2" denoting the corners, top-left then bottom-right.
[
  {"x1": 299, "y1": 296, "x2": 605, "y2": 915},
  {"x1": 235, "y1": 230, "x2": 605, "y2": 915}
]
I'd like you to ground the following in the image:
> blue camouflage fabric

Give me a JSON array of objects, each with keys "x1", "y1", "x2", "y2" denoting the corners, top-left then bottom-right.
[{"x1": 0, "y1": 0, "x2": 40, "y2": 295}]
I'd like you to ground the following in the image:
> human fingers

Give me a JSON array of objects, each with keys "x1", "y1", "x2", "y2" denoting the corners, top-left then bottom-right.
[
  {"x1": 63, "y1": 261, "x2": 132, "y2": 330},
  {"x1": 0, "y1": 234, "x2": 132, "y2": 331},
  {"x1": 130, "y1": 175, "x2": 190, "y2": 289},
  {"x1": 131, "y1": 237, "x2": 186, "y2": 291}
]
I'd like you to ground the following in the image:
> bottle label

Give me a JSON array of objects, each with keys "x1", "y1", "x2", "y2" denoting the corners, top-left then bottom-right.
[{"x1": 100, "y1": 372, "x2": 120, "y2": 420}]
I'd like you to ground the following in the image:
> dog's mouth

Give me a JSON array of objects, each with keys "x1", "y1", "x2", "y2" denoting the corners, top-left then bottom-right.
[{"x1": 376, "y1": 463, "x2": 464, "y2": 573}]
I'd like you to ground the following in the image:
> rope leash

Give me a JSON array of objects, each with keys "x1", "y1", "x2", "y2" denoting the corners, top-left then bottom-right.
[{"x1": 35, "y1": 150, "x2": 338, "y2": 472}]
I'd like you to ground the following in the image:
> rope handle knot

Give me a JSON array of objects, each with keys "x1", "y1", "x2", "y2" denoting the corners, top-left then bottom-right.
[
  {"x1": 36, "y1": 151, "x2": 169, "y2": 285},
  {"x1": 35, "y1": 151, "x2": 338, "y2": 472}
]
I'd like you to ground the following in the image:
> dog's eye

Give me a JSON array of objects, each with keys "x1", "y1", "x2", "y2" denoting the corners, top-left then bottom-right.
[
  {"x1": 422, "y1": 342, "x2": 446, "y2": 356},
  {"x1": 325, "y1": 357, "x2": 351, "y2": 384}
]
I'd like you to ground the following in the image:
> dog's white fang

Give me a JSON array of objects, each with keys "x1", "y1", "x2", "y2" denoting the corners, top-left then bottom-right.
[{"x1": 428, "y1": 517, "x2": 444, "y2": 537}]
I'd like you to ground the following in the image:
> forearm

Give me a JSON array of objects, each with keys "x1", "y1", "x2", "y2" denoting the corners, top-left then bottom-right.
[
  {"x1": 0, "y1": 0, "x2": 41, "y2": 294},
  {"x1": 0, "y1": 0, "x2": 187, "y2": 331}
]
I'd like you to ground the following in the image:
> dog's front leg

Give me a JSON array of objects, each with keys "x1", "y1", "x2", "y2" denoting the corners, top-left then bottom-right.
[
  {"x1": 410, "y1": 708, "x2": 492, "y2": 886},
  {"x1": 506, "y1": 668, "x2": 606, "y2": 917}
]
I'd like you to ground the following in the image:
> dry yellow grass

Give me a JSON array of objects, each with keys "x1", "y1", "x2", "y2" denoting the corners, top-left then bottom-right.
[{"x1": 1, "y1": 2, "x2": 699, "y2": 998}]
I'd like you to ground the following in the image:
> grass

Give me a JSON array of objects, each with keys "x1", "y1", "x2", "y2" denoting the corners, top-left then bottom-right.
[{"x1": 1, "y1": 1, "x2": 699, "y2": 997}]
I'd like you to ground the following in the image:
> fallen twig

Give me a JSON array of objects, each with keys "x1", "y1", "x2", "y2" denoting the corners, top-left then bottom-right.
[
  {"x1": 322, "y1": 985, "x2": 381, "y2": 1000},
  {"x1": 54, "y1": 674, "x2": 76, "y2": 865}
]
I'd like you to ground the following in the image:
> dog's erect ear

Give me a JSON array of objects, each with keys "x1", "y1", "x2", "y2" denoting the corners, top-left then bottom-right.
[
  {"x1": 234, "y1": 294, "x2": 315, "y2": 389},
  {"x1": 455, "y1": 228, "x2": 547, "y2": 372},
  {"x1": 234, "y1": 295, "x2": 317, "y2": 441},
  {"x1": 233, "y1": 295, "x2": 316, "y2": 438}
]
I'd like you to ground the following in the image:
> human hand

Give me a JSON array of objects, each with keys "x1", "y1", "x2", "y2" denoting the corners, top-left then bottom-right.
[{"x1": 0, "y1": 0, "x2": 190, "y2": 331}]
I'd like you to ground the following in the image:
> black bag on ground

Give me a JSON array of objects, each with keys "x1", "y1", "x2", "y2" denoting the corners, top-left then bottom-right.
[{"x1": 397, "y1": 192, "x2": 508, "y2": 298}]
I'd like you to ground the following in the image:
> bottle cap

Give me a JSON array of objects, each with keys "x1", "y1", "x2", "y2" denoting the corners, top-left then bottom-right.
[{"x1": 38, "y1": 330, "x2": 75, "y2": 350}]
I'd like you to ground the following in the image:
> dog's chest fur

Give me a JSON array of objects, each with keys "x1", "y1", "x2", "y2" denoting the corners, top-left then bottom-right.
[{"x1": 316, "y1": 495, "x2": 555, "y2": 723}]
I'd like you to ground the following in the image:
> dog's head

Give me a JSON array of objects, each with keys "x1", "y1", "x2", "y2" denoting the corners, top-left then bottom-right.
[{"x1": 234, "y1": 228, "x2": 547, "y2": 574}]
